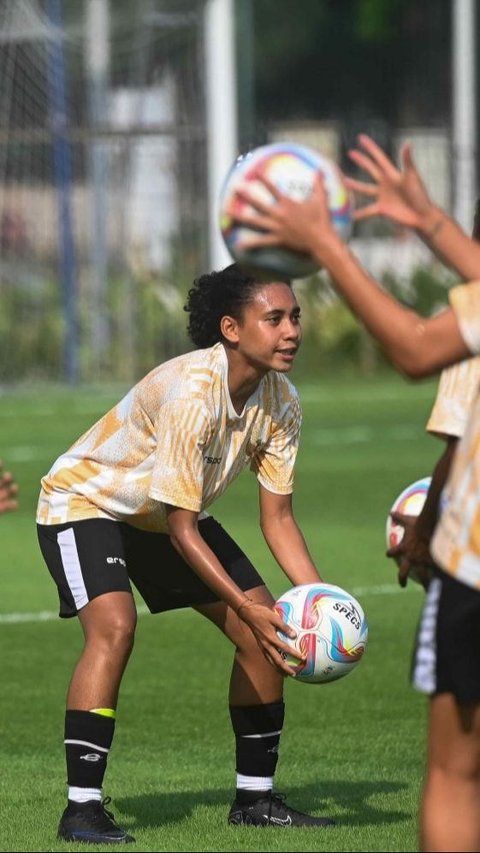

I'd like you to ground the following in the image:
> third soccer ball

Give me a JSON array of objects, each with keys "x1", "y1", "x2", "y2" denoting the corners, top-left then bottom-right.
[{"x1": 385, "y1": 476, "x2": 432, "y2": 584}]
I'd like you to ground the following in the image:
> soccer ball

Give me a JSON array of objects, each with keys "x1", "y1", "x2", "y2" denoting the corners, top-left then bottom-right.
[
  {"x1": 219, "y1": 141, "x2": 353, "y2": 279},
  {"x1": 385, "y1": 476, "x2": 431, "y2": 584},
  {"x1": 274, "y1": 582, "x2": 368, "y2": 684}
]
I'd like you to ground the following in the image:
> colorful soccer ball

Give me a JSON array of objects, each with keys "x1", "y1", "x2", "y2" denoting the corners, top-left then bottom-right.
[
  {"x1": 219, "y1": 141, "x2": 353, "y2": 279},
  {"x1": 274, "y1": 582, "x2": 368, "y2": 684},
  {"x1": 385, "y1": 477, "x2": 432, "y2": 584}
]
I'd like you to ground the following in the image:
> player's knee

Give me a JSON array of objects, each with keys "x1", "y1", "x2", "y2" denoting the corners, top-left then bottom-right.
[
  {"x1": 89, "y1": 612, "x2": 137, "y2": 657},
  {"x1": 233, "y1": 623, "x2": 264, "y2": 661}
]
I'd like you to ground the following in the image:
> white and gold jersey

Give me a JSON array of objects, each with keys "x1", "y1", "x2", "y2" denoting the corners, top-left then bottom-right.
[
  {"x1": 37, "y1": 343, "x2": 301, "y2": 532},
  {"x1": 426, "y1": 357, "x2": 480, "y2": 439},
  {"x1": 432, "y1": 282, "x2": 480, "y2": 587}
]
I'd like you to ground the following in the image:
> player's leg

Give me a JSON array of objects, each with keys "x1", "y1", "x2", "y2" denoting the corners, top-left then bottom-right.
[
  {"x1": 420, "y1": 695, "x2": 480, "y2": 852},
  {"x1": 412, "y1": 569, "x2": 480, "y2": 851},
  {"x1": 189, "y1": 517, "x2": 334, "y2": 827},
  {"x1": 196, "y1": 590, "x2": 334, "y2": 827},
  {"x1": 125, "y1": 517, "x2": 335, "y2": 828},
  {"x1": 37, "y1": 520, "x2": 136, "y2": 844}
]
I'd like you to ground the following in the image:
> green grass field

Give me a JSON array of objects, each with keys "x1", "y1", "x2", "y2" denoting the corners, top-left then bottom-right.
[{"x1": 0, "y1": 373, "x2": 442, "y2": 852}]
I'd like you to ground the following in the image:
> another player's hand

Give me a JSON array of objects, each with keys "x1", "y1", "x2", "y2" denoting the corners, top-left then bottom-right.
[
  {"x1": 386, "y1": 510, "x2": 434, "y2": 589},
  {"x1": 237, "y1": 600, "x2": 305, "y2": 677},
  {"x1": 344, "y1": 134, "x2": 438, "y2": 232},
  {"x1": 227, "y1": 171, "x2": 340, "y2": 257},
  {"x1": 0, "y1": 463, "x2": 18, "y2": 514}
]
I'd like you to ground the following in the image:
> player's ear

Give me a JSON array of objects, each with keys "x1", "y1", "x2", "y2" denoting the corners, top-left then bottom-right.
[{"x1": 221, "y1": 315, "x2": 239, "y2": 343}]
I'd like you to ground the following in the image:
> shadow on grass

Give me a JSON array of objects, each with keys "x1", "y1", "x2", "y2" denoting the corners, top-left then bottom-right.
[{"x1": 117, "y1": 778, "x2": 410, "y2": 830}]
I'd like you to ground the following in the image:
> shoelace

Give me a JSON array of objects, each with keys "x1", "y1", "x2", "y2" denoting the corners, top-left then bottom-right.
[
  {"x1": 267, "y1": 792, "x2": 306, "y2": 820},
  {"x1": 101, "y1": 796, "x2": 115, "y2": 818},
  {"x1": 89, "y1": 797, "x2": 119, "y2": 829}
]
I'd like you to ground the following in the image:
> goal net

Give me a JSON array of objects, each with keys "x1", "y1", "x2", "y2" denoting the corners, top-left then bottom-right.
[{"x1": 0, "y1": 0, "x2": 208, "y2": 385}]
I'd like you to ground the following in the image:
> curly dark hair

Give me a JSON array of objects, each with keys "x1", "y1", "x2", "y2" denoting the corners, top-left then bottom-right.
[{"x1": 184, "y1": 263, "x2": 288, "y2": 347}]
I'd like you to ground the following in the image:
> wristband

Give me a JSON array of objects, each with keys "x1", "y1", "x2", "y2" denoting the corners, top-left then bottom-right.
[
  {"x1": 425, "y1": 215, "x2": 445, "y2": 239},
  {"x1": 236, "y1": 597, "x2": 255, "y2": 617}
]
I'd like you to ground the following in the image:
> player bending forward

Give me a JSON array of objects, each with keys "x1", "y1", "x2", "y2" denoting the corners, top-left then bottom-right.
[{"x1": 37, "y1": 263, "x2": 336, "y2": 844}]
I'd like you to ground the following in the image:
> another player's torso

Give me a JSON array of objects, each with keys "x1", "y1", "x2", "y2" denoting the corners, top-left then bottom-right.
[
  {"x1": 426, "y1": 356, "x2": 480, "y2": 439},
  {"x1": 37, "y1": 343, "x2": 300, "y2": 531}
]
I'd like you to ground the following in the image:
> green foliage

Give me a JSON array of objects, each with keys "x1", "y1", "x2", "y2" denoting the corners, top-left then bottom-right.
[
  {"x1": 0, "y1": 275, "x2": 63, "y2": 382},
  {"x1": 0, "y1": 268, "x2": 192, "y2": 385},
  {"x1": 252, "y1": 0, "x2": 449, "y2": 135},
  {"x1": 383, "y1": 264, "x2": 453, "y2": 316},
  {"x1": 0, "y1": 259, "x2": 455, "y2": 385},
  {"x1": 356, "y1": 0, "x2": 405, "y2": 41}
]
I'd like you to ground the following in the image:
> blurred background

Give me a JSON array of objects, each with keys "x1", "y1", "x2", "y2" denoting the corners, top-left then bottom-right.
[{"x1": 0, "y1": 0, "x2": 476, "y2": 386}]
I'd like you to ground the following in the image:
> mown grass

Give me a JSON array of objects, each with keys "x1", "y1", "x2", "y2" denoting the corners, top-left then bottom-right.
[{"x1": 0, "y1": 372, "x2": 440, "y2": 851}]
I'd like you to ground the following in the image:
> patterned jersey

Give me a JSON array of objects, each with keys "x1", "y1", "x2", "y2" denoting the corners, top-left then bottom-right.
[
  {"x1": 426, "y1": 357, "x2": 480, "y2": 439},
  {"x1": 431, "y1": 282, "x2": 480, "y2": 587},
  {"x1": 36, "y1": 343, "x2": 302, "y2": 532}
]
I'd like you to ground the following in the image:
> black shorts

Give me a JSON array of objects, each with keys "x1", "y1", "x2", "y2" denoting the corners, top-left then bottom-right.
[
  {"x1": 411, "y1": 568, "x2": 480, "y2": 703},
  {"x1": 37, "y1": 517, "x2": 264, "y2": 618}
]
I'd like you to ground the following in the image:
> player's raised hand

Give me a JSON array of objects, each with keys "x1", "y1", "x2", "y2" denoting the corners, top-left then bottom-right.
[
  {"x1": 229, "y1": 171, "x2": 340, "y2": 256},
  {"x1": 0, "y1": 463, "x2": 19, "y2": 514},
  {"x1": 345, "y1": 134, "x2": 438, "y2": 231}
]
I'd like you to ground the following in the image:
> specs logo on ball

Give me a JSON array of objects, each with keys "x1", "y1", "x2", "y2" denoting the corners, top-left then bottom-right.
[{"x1": 333, "y1": 601, "x2": 362, "y2": 630}]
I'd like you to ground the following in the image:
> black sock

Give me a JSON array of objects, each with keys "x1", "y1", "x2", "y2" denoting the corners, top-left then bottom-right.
[
  {"x1": 229, "y1": 701, "x2": 285, "y2": 780},
  {"x1": 64, "y1": 710, "x2": 115, "y2": 790}
]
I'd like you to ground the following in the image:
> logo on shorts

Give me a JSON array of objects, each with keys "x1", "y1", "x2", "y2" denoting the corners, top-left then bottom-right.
[
  {"x1": 106, "y1": 556, "x2": 126, "y2": 567},
  {"x1": 80, "y1": 753, "x2": 102, "y2": 762}
]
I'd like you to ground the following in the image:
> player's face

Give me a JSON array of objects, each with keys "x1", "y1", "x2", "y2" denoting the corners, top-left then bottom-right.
[{"x1": 235, "y1": 282, "x2": 302, "y2": 373}]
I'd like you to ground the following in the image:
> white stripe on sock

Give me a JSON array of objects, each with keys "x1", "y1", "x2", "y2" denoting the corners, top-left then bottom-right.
[
  {"x1": 236, "y1": 773, "x2": 273, "y2": 791},
  {"x1": 64, "y1": 739, "x2": 109, "y2": 752},
  {"x1": 241, "y1": 730, "x2": 282, "y2": 739},
  {"x1": 68, "y1": 786, "x2": 102, "y2": 803}
]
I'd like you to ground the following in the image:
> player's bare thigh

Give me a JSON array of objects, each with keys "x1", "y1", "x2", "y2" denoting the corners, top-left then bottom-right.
[{"x1": 428, "y1": 693, "x2": 480, "y2": 776}]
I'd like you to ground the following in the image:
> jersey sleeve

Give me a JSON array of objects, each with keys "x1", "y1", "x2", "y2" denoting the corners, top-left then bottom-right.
[
  {"x1": 426, "y1": 357, "x2": 480, "y2": 439},
  {"x1": 148, "y1": 399, "x2": 212, "y2": 512},
  {"x1": 252, "y1": 393, "x2": 302, "y2": 495},
  {"x1": 449, "y1": 282, "x2": 480, "y2": 355}
]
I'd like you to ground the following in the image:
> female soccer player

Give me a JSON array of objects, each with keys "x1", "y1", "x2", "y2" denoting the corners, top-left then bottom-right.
[
  {"x1": 37, "y1": 263, "x2": 335, "y2": 844},
  {"x1": 229, "y1": 138, "x2": 480, "y2": 852},
  {"x1": 386, "y1": 200, "x2": 480, "y2": 589}
]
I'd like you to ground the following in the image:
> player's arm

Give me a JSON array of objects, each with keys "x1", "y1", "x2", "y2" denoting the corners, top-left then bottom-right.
[
  {"x1": 259, "y1": 486, "x2": 323, "y2": 585},
  {"x1": 0, "y1": 463, "x2": 18, "y2": 514},
  {"x1": 389, "y1": 356, "x2": 480, "y2": 586},
  {"x1": 165, "y1": 504, "x2": 302, "y2": 674},
  {"x1": 412, "y1": 438, "x2": 457, "y2": 542},
  {"x1": 388, "y1": 439, "x2": 456, "y2": 589},
  {"x1": 345, "y1": 134, "x2": 480, "y2": 281},
  {"x1": 230, "y1": 174, "x2": 472, "y2": 378}
]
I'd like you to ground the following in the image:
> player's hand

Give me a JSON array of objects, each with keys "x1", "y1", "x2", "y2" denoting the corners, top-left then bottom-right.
[
  {"x1": 237, "y1": 600, "x2": 305, "y2": 677},
  {"x1": 227, "y1": 171, "x2": 341, "y2": 257},
  {"x1": 344, "y1": 134, "x2": 438, "y2": 232},
  {"x1": 386, "y1": 510, "x2": 434, "y2": 589},
  {"x1": 0, "y1": 463, "x2": 18, "y2": 514}
]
